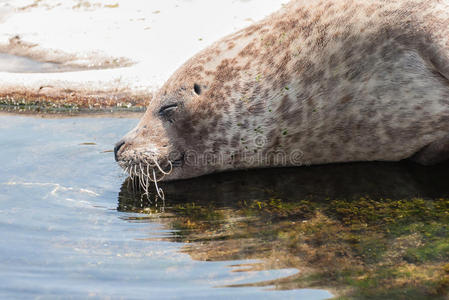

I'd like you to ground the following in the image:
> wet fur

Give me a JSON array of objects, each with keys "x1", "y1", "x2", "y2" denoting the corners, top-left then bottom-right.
[{"x1": 116, "y1": 0, "x2": 449, "y2": 181}]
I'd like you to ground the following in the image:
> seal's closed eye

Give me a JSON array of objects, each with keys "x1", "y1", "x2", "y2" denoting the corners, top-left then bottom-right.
[
  {"x1": 159, "y1": 104, "x2": 178, "y2": 115},
  {"x1": 159, "y1": 104, "x2": 178, "y2": 123}
]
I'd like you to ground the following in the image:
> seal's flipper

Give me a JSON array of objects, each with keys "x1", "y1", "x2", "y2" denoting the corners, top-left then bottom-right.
[{"x1": 411, "y1": 134, "x2": 449, "y2": 165}]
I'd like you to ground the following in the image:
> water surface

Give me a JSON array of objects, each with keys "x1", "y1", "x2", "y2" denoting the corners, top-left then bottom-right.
[
  {"x1": 0, "y1": 115, "x2": 333, "y2": 299},
  {"x1": 1, "y1": 115, "x2": 449, "y2": 299}
]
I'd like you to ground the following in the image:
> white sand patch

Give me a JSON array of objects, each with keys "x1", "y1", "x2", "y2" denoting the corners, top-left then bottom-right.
[{"x1": 0, "y1": 0, "x2": 286, "y2": 107}]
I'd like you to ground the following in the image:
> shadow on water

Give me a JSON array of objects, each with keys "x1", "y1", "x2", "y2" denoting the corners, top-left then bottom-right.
[{"x1": 118, "y1": 161, "x2": 449, "y2": 299}]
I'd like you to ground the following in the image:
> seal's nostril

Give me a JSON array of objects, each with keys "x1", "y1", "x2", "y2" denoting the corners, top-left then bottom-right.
[{"x1": 114, "y1": 140, "x2": 126, "y2": 162}]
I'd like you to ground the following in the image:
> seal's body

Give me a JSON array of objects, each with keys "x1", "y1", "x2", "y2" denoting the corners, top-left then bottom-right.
[{"x1": 115, "y1": 0, "x2": 449, "y2": 181}]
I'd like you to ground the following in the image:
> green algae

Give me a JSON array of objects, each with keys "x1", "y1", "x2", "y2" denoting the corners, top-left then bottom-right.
[
  {"x1": 0, "y1": 97, "x2": 78, "y2": 113},
  {"x1": 0, "y1": 98, "x2": 145, "y2": 114}
]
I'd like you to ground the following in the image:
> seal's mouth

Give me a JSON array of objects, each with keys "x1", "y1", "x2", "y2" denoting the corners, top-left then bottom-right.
[{"x1": 118, "y1": 153, "x2": 184, "y2": 200}]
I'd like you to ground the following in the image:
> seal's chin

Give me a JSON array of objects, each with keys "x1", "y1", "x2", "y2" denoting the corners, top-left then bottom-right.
[{"x1": 118, "y1": 151, "x2": 185, "y2": 182}]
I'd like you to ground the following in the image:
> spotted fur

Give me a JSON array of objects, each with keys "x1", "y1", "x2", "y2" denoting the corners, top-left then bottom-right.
[{"x1": 116, "y1": 0, "x2": 449, "y2": 180}]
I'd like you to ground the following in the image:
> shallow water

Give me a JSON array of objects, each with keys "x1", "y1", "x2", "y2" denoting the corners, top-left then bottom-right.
[
  {"x1": 0, "y1": 115, "x2": 333, "y2": 299},
  {"x1": 2, "y1": 115, "x2": 449, "y2": 299}
]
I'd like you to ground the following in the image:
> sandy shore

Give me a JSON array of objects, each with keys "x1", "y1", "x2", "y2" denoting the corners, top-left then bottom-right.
[{"x1": 0, "y1": 0, "x2": 285, "y2": 113}]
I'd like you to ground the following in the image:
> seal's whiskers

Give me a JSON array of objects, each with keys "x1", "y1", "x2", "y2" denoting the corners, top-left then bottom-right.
[
  {"x1": 153, "y1": 158, "x2": 173, "y2": 176},
  {"x1": 152, "y1": 168, "x2": 165, "y2": 200},
  {"x1": 123, "y1": 157, "x2": 173, "y2": 202}
]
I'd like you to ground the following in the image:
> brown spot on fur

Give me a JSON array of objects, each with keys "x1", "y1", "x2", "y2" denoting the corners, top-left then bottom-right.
[
  {"x1": 277, "y1": 95, "x2": 292, "y2": 115},
  {"x1": 239, "y1": 41, "x2": 258, "y2": 57},
  {"x1": 340, "y1": 94, "x2": 353, "y2": 104}
]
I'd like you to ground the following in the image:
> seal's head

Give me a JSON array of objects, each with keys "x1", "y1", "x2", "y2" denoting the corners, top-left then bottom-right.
[
  {"x1": 113, "y1": 69, "x2": 220, "y2": 181},
  {"x1": 114, "y1": 26, "x2": 295, "y2": 182},
  {"x1": 115, "y1": 53, "x2": 270, "y2": 181}
]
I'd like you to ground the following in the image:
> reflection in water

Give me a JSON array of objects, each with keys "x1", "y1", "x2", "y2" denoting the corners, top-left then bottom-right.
[{"x1": 118, "y1": 161, "x2": 449, "y2": 299}]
